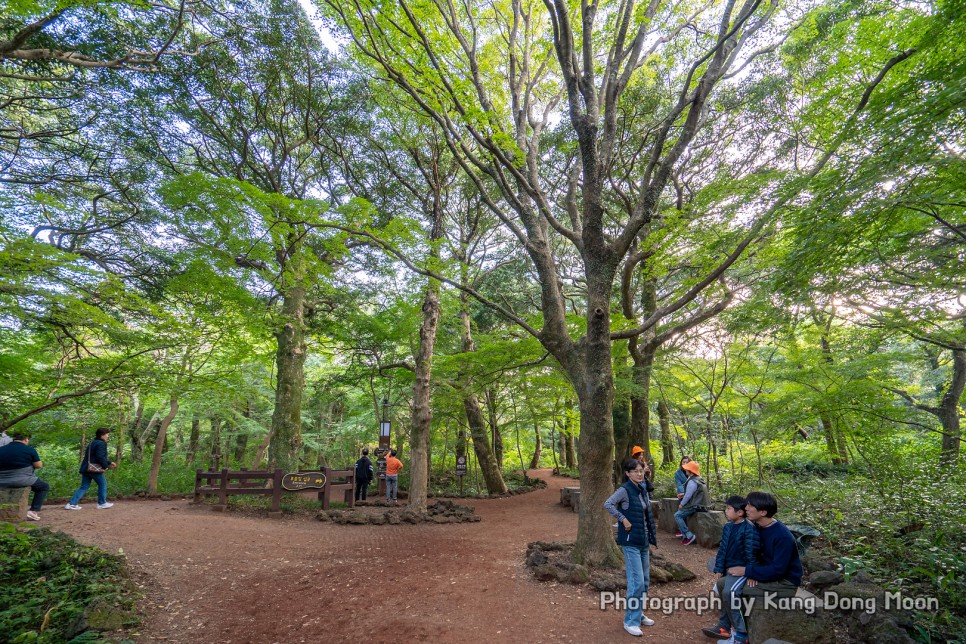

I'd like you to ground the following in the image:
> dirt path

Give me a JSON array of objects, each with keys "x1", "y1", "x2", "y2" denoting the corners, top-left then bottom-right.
[{"x1": 46, "y1": 470, "x2": 721, "y2": 643}]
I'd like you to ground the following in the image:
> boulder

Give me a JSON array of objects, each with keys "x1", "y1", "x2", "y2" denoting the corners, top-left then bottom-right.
[
  {"x1": 0, "y1": 487, "x2": 29, "y2": 522},
  {"x1": 658, "y1": 498, "x2": 679, "y2": 533},
  {"x1": 808, "y1": 570, "x2": 844, "y2": 590},
  {"x1": 346, "y1": 512, "x2": 369, "y2": 525},
  {"x1": 683, "y1": 510, "x2": 727, "y2": 548},
  {"x1": 748, "y1": 590, "x2": 833, "y2": 644}
]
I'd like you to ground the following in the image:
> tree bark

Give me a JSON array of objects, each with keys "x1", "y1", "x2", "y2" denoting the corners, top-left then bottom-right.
[
  {"x1": 485, "y1": 389, "x2": 504, "y2": 468},
  {"x1": 269, "y1": 274, "x2": 306, "y2": 472},
  {"x1": 659, "y1": 399, "x2": 674, "y2": 468},
  {"x1": 939, "y1": 347, "x2": 965, "y2": 465},
  {"x1": 529, "y1": 424, "x2": 542, "y2": 470},
  {"x1": 187, "y1": 414, "x2": 200, "y2": 463},
  {"x1": 147, "y1": 392, "x2": 179, "y2": 494}
]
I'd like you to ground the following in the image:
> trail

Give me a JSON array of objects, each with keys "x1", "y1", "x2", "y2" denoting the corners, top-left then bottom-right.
[{"x1": 46, "y1": 469, "x2": 719, "y2": 643}]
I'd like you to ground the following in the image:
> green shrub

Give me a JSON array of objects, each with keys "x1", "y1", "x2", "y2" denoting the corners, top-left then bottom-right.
[{"x1": 0, "y1": 525, "x2": 140, "y2": 643}]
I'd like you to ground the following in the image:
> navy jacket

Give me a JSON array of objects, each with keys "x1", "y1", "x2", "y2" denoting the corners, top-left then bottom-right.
[
  {"x1": 745, "y1": 519, "x2": 803, "y2": 586},
  {"x1": 604, "y1": 480, "x2": 658, "y2": 548},
  {"x1": 80, "y1": 439, "x2": 110, "y2": 474},
  {"x1": 714, "y1": 519, "x2": 760, "y2": 574}
]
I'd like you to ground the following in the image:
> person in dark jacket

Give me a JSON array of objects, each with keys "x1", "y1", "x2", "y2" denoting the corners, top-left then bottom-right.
[
  {"x1": 0, "y1": 432, "x2": 49, "y2": 520},
  {"x1": 354, "y1": 448, "x2": 374, "y2": 502},
  {"x1": 721, "y1": 491, "x2": 803, "y2": 644},
  {"x1": 702, "y1": 495, "x2": 760, "y2": 640},
  {"x1": 65, "y1": 427, "x2": 116, "y2": 510},
  {"x1": 604, "y1": 458, "x2": 659, "y2": 636}
]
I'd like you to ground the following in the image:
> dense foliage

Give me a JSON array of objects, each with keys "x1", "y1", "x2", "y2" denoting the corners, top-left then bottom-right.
[{"x1": 0, "y1": 525, "x2": 139, "y2": 642}]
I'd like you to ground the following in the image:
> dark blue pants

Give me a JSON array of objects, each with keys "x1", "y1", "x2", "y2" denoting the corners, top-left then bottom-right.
[{"x1": 29, "y1": 479, "x2": 50, "y2": 511}]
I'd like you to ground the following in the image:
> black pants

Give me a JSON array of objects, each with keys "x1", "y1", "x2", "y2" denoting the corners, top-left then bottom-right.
[
  {"x1": 355, "y1": 477, "x2": 369, "y2": 501},
  {"x1": 30, "y1": 479, "x2": 50, "y2": 511}
]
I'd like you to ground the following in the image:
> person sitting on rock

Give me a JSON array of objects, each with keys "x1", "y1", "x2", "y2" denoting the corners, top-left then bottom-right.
[
  {"x1": 702, "y1": 495, "x2": 760, "y2": 641},
  {"x1": 0, "y1": 432, "x2": 49, "y2": 521},
  {"x1": 674, "y1": 455, "x2": 691, "y2": 499},
  {"x1": 674, "y1": 460, "x2": 707, "y2": 545},
  {"x1": 722, "y1": 491, "x2": 803, "y2": 644}
]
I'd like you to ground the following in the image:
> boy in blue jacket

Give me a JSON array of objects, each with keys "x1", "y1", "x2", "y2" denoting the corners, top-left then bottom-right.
[{"x1": 702, "y1": 495, "x2": 759, "y2": 640}]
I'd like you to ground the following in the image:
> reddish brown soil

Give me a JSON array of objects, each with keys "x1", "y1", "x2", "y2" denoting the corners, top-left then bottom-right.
[{"x1": 45, "y1": 469, "x2": 721, "y2": 643}]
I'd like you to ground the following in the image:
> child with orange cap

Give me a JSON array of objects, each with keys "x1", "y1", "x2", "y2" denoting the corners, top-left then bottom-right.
[
  {"x1": 674, "y1": 460, "x2": 708, "y2": 545},
  {"x1": 630, "y1": 446, "x2": 654, "y2": 495}
]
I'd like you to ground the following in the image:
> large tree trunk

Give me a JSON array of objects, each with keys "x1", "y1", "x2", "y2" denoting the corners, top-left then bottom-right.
[
  {"x1": 209, "y1": 416, "x2": 223, "y2": 468},
  {"x1": 269, "y1": 276, "x2": 307, "y2": 472},
  {"x1": 409, "y1": 279, "x2": 440, "y2": 511},
  {"x1": 564, "y1": 429, "x2": 577, "y2": 469},
  {"x1": 570, "y1": 288, "x2": 622, "y2": 567},
  {"x1": 485, "y1": 389, "x2": 504, "y2": 468},
  {"x1": 147, "y1": 392, "x2": 179, "y2": 494},
  {"x1": 133, "y1": 409, "x2": 160, "y2": 463},
  {"x1": 464, "y1": 394, "x2": 507, "y2": 494}
]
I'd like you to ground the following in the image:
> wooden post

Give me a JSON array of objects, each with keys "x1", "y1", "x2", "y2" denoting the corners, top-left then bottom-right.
[
  {"x1": 216, "y1": 468, "x2": 229, "y2": 511},
  {"x1": 193, "y1": 469, "x2": 202, "y2": 504},
  {"x1": 269, "y1": 469, "x2": 282, "y2": 517}
]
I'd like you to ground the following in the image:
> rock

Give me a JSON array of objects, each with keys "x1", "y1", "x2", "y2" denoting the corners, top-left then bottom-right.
[
  {"x1": 685, "y1": 511, "x2": 727, "y2": 548},
  {"x1": 316, "y1": 510, "x2": 330, "y2": 522},
  {"x1": 802, "y1": 553, "x2": 836, "y2": 573},
  {"x1": 567, "y1": 564, "x2": 591, "y2": 584},
  {"x1": 84, "y1": 599, "x2": 137, "y2": 631},
  {"x1": 852, "y1": 570, "x2": 874, "y2": 585},
  {"x1": 432, "y1": 514, "x2": 451, "y2": 524},
  {"x1": 657, "y1": 498, "x2": 679, "y2": 533},
  {"x1": 663, "y1": 561, "x2": 697, "y2": 582},
  {"x1": 533, "y1": 564, "x2": 562, "y2": 582},
  {"x1": 0, "y1": 487, "x2": 29, "y2": 522},
  {"x1": 468, "y1": 515, "x2": 481, "y2": 522},
  {"x1": 346, "y1": 512, "x2": 369, "y2": 525},
  {"x1": 590, "y1": 576, "x2": 623, "y2": 592},
  {"x1": 369, "y1": 514, "x2": 386, "y2": 525},
  {"x1": 387, "y1": 513, "x2": 401, "y2": 525},
  {"x1": 808, "y1": 570, "x2": 844, "y2": 589},
  {"x1": 649, "y1": 565, "x2": 672, "y2": 583},
  {"x1": 526, "y1": 550, "x2": 548, "y2": 567},
  {"x1": 748, "y1": 595, "x2": 833, "y2": 644},
  {"x1": 527, "y1": 541, "x2": 570, "y2": 552}
]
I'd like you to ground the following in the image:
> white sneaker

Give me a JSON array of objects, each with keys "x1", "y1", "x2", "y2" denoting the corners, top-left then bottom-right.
[
  {"x1": 65, "y1": 504, "x2": 82, "y2": 510},
  {"x1": 97, "y1": 502, "x2": 114, "y2": 509},
  {"x1": 26, "y1": 511, "x2": 40, "y2": 521},
  {"x1": 623, "y1": 623, "x2": 643, "y2": 636},
  {"x1": 641, "y1": 615, "x2": 655, "y2": 626}
]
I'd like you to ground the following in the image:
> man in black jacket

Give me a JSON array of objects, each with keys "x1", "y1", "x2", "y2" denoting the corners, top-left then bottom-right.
[
  {"x1": 354, "y1": 448, "x2": 374, "y2": 502},
  {"x1": 0, "y1": 432, "x2": 49, "y2": 520}
]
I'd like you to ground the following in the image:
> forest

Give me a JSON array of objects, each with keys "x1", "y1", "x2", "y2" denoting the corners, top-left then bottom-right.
[{"x1": 1, "y1": 0, "x2": 964, "y2": 639}]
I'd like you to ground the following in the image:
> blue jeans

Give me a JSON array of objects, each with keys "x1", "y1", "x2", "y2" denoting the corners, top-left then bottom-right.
[
  {"x1": 674, "y1": 507, "x2": 698, "y2": 538},
  {"x1": 622, "y1": 544, "x2": 650, "y2": 627},
  {"x1": 385, "y1": 475, "x2": 398, "y2": 501},
  {"x1": 70, "y1": 473, "x2": 107, "y2": 505}
]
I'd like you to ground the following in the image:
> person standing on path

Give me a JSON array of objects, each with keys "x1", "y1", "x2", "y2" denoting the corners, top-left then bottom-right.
[
  {"x1": 65, "y1": 427, "x2": 117, "y2": 510},
  {"x1": 354, "y1": 448, "x2": 374, "y2": 502},
  {"x1": 604, "y1": 458, "x2": 659, "y2": 637},
  {"x1": 384, "y1": 449, "x2": 403, "y2": 505},
  {"x1": 0, "y1": 432, "x2": 49, "y2": 520}
]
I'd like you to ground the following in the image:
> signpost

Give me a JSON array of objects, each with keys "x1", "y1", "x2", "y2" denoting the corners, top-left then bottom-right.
[
  {"x1": 281, "y1": 471, "x2": 327, "y2": 491},
  {"x1": 456, "y1": 455, "x2": 467, "y2": 495},
  {"x1": 377, "y1": 398, "x2": 391, "y2": 497}
]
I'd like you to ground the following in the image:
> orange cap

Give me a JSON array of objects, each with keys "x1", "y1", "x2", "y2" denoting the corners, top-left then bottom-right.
[
  {"x1": 683, "y1": 461, "x2": 700, "y2": 475},
  {"x1": 631, "y1": 445, "x2": 645, "y2": 456}
]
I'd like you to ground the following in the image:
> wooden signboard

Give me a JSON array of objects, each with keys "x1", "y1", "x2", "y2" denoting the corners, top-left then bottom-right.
[
  {"x1": 281, "y1": 471, "x2": 327, "y2": 491},
  {"x1": 455, "y1": 455, "x2": 467, "y2": 477}
]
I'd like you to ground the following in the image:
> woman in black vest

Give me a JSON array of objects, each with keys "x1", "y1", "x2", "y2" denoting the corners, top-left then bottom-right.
[{"x1": 604, "y1": 458, "x2": 659, "y2": 636}]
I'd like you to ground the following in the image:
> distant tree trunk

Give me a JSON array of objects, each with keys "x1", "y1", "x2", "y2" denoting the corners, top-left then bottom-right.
[
  {"x1": 209, "y1": 416, "x2": 223, "y2": 468},
  {"x1": 147, "y1": 392, "x2": 179, "y2": 494},
  {"x1": 612, "y1": 395, "x2": 630, "y2": 484},
  {"x1": 133, "y1": 409, "x2": 160, "y2": 463},
  {"x1": 939, "y1": 347, "x2": 965, "y2": 465},
  {"x1": 564, "y1": 431, "x2": 576, "y2": 470},
  {"x1": 186, "y1": 414, "x2": 201, "y2": 463},
  {"x1": 658, "y1": 399, "x2": 674, "y2": 467},
  {"x1": 251, "y1": 428, "x2": 273, "y2": 470},
  {"x1": 485, "y1": 389, "x2": 504, "y2": 468},
  {"x1": 529, "y1": 425, "x2": 542, "y2": 470}
]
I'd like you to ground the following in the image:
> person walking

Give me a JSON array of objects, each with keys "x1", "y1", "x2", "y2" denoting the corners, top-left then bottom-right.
[
  {"x1": 354, "y1": 448, "x2": 374, "y2": 502},
  {"x1": 65, "y1": 428, "x2": 117, "y2": 510},
  {"x1": 0, "y1": 432, "x2": 50, "y2": 520},
  {"x1": 603, "y1": 458, "x2": 659, "y2": 636},
  {"x1": 384, "y1": 449, "x2": 403, "y2": 505}
]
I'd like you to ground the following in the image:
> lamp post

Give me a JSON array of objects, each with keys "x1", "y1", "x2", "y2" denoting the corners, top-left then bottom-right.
[{"x1": 377, "y1": 397, "x2": 391, "y2": 496}]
